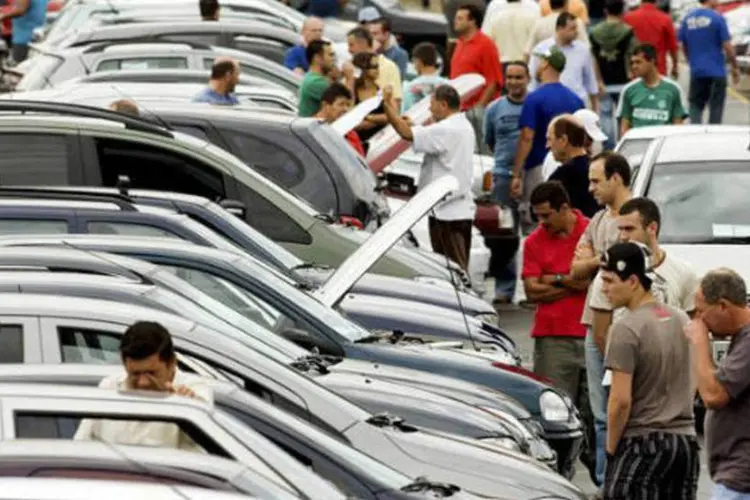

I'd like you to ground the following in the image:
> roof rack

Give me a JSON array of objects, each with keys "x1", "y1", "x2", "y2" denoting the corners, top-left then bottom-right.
[
  {"x1": 0, "y1": 100, "x2": 173, "y2": 138},
  {"x1": 82, "y1": 38, "x2": 213, "y2": 54},
  {"x1": 0, "y1": 186, "x2": 138, "y2": 211}
]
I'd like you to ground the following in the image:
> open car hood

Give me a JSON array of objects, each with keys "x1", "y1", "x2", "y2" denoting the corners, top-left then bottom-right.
[{"x1": 312, "y1": 175, "x2": 458, "y2": 307}]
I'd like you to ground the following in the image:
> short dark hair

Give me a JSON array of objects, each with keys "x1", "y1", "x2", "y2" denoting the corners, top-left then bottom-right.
[
  {"x1": 530, "y1": 181, "x2": 571, "y2": 211},
  {"x1": 433, "y1": 84, "x2": 461, "y2": 110},
  {"x1": 457, "y1": 3, "x2": 484, "y2": 29},
  {"x1": 604, "y1": 0, "x2": 625, "y2": 16},
  {"x1": 120, "y1": 321, "x2": 175, "y2": 363},
  {"x1": 210, "y1": 60, "x2": 235, "y2": 79},
  {"x1": 306, "y1": 39, "x2": 330, "y2": 66},
  {"x1": 701, "y1": 268, "x2": 747, "y2": 306},
  {"x1": 550, "y1": 0, "x2": 567, "y2": 9},
  {"x1": 604, "y1": 152, "x2": 632, "y2": 187},
  {"x1": 556, "y1": 11, "x2": 577, "y2": 29},
  {"x1": 199, "y1": 0, "x2": 219, "y2": 18},
  {"x1": 347, "y1": 26, "x2": 374, "y2": 47},
  {"x1": 110, "y1": 99, "x2": 139, "y2": 116},
  {"x1": 321, "y1": 82, "x2": 352, "y2": 104},
  {"x1": 374, "y1": 18, "x2": 393, "y2": 33},
  {"x1": 505, "y1": 60, "x2": 529, "y2": 76},
  {"x1": 412, "y1": 42, "x2": 438, "y2": 67},
  {"x1": 552, "y1": 116, "x2": 586, "y2": 148},
  {"x1": 632, "y1": 43, "x2": 657, "y2": 62},
  {"x1": 619, "y1": 197, "x2": 661, "y2": 235}
]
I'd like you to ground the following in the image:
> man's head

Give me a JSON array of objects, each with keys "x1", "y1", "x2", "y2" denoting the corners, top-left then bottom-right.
[
  {"x1": 630, "y1": 43, "x2": 658, "y2": 79},
  {"x1": 306, "y1": 39, "x2": 334, "y2": 73},
  {"x1": 600, "y1": 242, "x2": 654, "y2": 307},
  {"x1": 429, "y1": 84, "x2": 461, "y2": 121},
  {"x1": 697, "y1": 269, "x2": 748, "y2": 336},
  {"x1": 317, "y1": 83, "x2": 352, "y2": 122},
  {"x1": 546, "y1": 114, "x2": 586, "y2": 162},
  {"x1": 347, "y1": 26, "x2": 374, "y2": 56},
  {"x1": 301, "y1": 16, "x2": 324, "y2": 45},
  {"x1": 604, "y1": 0, "x2": 625, "y2": 16},
  {"x1": 412, "y1": 42, "x2": 439, "y2": 74},
  {"x1": 200, "y1": 0, "x2": 220, "y2": 20},
  {"x1": 109, "y1": 99, "x2": 139, "y2": 117},
  {"x1": 534, "y1": 46, "x2": 566, "y2": 82},
  {"x1": 357, "y1": 6, "x2": 382, "y2": 25},
  {"x1": 505, "y1": 61, "x2": 530, "y2": 100},
  {"x1": 699, "y1": 0, "x2": 718, "y2": 9},
  {"x1": 555, "y1": 12, "x2": 579, "y2": 45},
  {"x1": 120, "y1": 321, "x2": 177, "y2": 391},
  {"x1": 210, "y1": 57, "x2": 240, "y2": 93},
  {"x1": 588, "y1": 151, "x2": 631, "y2": 206},
  {"x1": 454, "y1": 3, "x2": 483, "y2": 37},
  {"x1": 530, "y1": 181, "x2": 573, "y2": 233},
  {"x1": 368, "y1": 18, "x2": 393, "y2": 49},
  {"x1": 617, "y1": 197, "x2": 660, "y2": 247}
]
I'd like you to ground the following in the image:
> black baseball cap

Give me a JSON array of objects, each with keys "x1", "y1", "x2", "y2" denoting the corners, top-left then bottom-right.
[{"x1": 600, "y1": 241, "x2": 653, "y2": 289}]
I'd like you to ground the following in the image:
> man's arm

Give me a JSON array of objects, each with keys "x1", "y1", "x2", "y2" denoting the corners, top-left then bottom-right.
[
  {"x1": 607, "y1": 370, "x2": 633, "y2": 454},
  {"x1": 571, "y1": 227, "x2": 600, "y2": 280},
  {"x1": 523, "y1": 277, "x2": 569, "y2": 303},
  {"x1": 686, "y1": 319, "x2": 737, "y2": 410},
  {"x1": 720, "y1": 15, "x2": 741, "y2": 86},
  {"x1": 382, "y1": 86, "x2": 414, "y2": 141},
  {"x1": 583, "y1": 51, "x2": 600, "y2": 113},
  {"x1": 510, "y1": 127, "x2": 534, "y2": 197},
  {"x1": 484, "y1": 104, "x2": 496, "y2": 152},
  {"x1": 592, "y1": 309, "x2": 613, "y2": 354},
  {"x1": 666, "y1": 22, "x2": 679, "y2": 80},
  {"x1": 0, "y1": 0, "x2": 29, "y2": 20}
]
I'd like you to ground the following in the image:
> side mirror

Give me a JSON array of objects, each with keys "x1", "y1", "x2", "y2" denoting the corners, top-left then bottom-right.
[
  {"x1": 219, "y1": 199, "x2": 247, "y2": 219},
  {"x1": 281, "y1": 328, "x2": 318, "y2": 349}
]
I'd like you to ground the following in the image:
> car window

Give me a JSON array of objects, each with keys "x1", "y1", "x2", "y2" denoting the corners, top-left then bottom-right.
[
  {"x1": 86, "y1": 221, "x2": 182, "y2": 239},
  {"x1": 232, "y1": 37, "x2": 287, "y2": 65},
  {"x1": 162, "y1": 33, "x2": 222, "y2": 46},
  {"x1": 94, "y1": 138, "x2": 225, "y2": 201},
  {"x1": 58, "y1": 326, "x2": 121, "y2": 364},
  {"x1": 96, "y1": 57, "x2": 189, "y2": 72},
  {"x1": 171, "y1": 125, "x2": 211, "y2": 143},
  {"x1": 237, "y1": 63, "x2": 297, "y2": 93},
  {"x1": 0, "y1": 219, "x2": 69, "y2": 235},
  {"x1": 0, "y1": 134, "x2": 71, "y2": 184},
  {"x1": 221, "y1": 130, "x2": 304, "y2": 190},
  {"x1": 0, "y1": 325, "x2": 23, "y2": 363}
]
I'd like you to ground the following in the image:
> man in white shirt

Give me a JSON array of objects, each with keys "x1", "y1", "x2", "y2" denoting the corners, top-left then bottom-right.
[
  {"x1": 381, "y1": 83, "x2": 476, "y2": 272},
  {"x1": 483, "y1": 0, "x2": 539, "y2": 66},
  {"x1": 525, "y1": 0, "x2": 590, "y2": 59},
  {"x1": 74, "y1": 321, "x2": 213, "y2": 451}
]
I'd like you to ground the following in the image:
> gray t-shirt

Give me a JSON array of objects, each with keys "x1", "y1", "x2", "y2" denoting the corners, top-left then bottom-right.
[
  {"x1": 578, "y1": 208, "x2": 621, "y2": 326},
  {"x1": 706, "y1": 325, "x2": 750, "y2": 492},
  {"x1": 605, "y1": 303, "x2": 695, "y2": 438}
]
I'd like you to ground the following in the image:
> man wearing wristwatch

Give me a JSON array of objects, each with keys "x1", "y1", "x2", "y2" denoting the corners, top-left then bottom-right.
[{"x1": 522, "y1": 180, "x2": 591, "y2": 409}]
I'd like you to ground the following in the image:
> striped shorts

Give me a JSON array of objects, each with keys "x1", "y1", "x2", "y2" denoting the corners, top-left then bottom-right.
[{"x1": 604, "y1": 432, "x2": 700, "y2": 500}]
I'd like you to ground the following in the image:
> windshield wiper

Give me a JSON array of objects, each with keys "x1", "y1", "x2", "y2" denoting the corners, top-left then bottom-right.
[
  {"x1": 289, "y1": 353, "x2": 342, "y2": 374},
  {"x1": 290, "y1": 261, "x2": 331, "y2": 272},
  {"x1": 401, "y1": 477, "x2": 461, "y2": 496}
]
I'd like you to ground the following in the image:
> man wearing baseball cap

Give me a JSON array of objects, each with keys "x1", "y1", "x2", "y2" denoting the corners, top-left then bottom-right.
[
  {"x1": 600, "y1": 241, "x2": 699, "y2": 499},
  {"x1": 542, "y1": 108, "x2": 607, "y2": 180}
]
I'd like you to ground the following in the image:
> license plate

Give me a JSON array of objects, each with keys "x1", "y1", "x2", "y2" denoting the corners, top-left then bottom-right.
[{"x1": 712, "y1": 340, "x2": 730, "y2": 364}]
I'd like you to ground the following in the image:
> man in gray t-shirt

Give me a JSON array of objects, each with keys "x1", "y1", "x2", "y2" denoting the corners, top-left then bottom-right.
[
  {"x1": 686, "y1": 268, "x2": 750, "y2": 498},
  {"x1": 600, "y1": 242, "x2": 698, "y2": 500}
]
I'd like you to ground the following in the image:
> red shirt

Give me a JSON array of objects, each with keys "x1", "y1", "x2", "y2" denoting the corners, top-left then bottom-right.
[
  {"x1": 522, "y1": 210, "x2": 589, "y2": 338},
  {"x1": 345, "y1": 130, "x2": 366, "y2": 157},
  {"x1": 449, "y1": 30, "x2": 503, "y2": 109},
  {"x1": 624, "y1": 4, "x2": 678, "y2": 76}
]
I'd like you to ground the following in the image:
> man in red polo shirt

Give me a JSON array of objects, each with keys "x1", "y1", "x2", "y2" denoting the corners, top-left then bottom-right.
[
  {"x1": 522, "y1": 180, "x2": 591, "y2": 407},
  {"x1": 624, "y1": 0, "x2": 678, "y2": 79},
  {"x1": 450, "y1": 2, "x2": 503, "y2": 153}
]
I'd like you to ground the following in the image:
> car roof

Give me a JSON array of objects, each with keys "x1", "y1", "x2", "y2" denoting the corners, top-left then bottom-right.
[
  {"x1": 0, "y1": 246, "x2": 157, "y2": 279},
  {"x1": 655, "y1": 130, "x2": 750, "y2": 163},
  {"x1": 0, "y1": 185, "x2": 213, "y2": 206},
  {"x1": 620, "y1": 124, "x2": 750, "y2": 140}
]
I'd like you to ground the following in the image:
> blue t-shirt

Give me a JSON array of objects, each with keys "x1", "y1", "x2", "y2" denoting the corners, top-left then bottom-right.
[
  {"x1": 192, "y1": 88, "x2": 240, "y2": 106},
  {"x1": 519, "y1": 82, "x2": 584, "y2": 169},
  {"x1": 679, "y1": 8, "x2": 730, "y2": 78},
  {"x1": 284, "y1": 45, "x2": 308, "y2": 72},
  {"x1": 483, "y1": 96, "x2": 523, "y2": 176},
  {"x1": 12, "y1": 0, "x2": 47, "y2": 45},
  {"x1": 383, "y1": 45, "x2": 409, "y2": 78},
  {"x1": 401, "y1": 74, "x2": 448, "y2": 112}
]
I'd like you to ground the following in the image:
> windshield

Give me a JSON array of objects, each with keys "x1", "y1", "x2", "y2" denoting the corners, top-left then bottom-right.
[
  {"x1": 17, "y1": 54, "x2": 62, "y2": 91},
  {"x1": 43, "y1": 5, "x2": 93, "y2": 44},
  {"x1": 646, "y1": 161, "x2": 750, "y2": 244}
]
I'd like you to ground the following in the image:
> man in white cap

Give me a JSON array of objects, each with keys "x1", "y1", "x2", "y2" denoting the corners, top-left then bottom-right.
[{"x1": 542, "y1": 108, "x2": 607, "y2": 180}]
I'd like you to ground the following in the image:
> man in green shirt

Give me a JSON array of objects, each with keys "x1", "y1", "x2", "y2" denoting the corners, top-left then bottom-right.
[
  {"x1": 616, "y1": 43, "x2": 687, "y2": 135},
  {"x1": 298, "y1": 40, "x2": 334, "y2": 117}
]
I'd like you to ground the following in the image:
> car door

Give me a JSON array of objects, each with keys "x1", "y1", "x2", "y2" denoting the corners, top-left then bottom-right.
[
  {"x1": 0, "y1": 132, "x2": 83, "y2": 185},
  {"x1": 38, "y1": 317, "x2": 128, "y2": 364},
  {"x1": 0, "y1": 317, "x2": 42, "y2": 364},
  {"x1": 0, "y1": 210, "x2": 76, "y2": 237}
]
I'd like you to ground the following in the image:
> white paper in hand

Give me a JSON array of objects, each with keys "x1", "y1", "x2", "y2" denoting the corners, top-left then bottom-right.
[
  {"x1": 331, "y1": 93, "x2": 383, "y2": 136},
  {"x1": 602, "y1": 369, "x2": 612, "y2": 387}
]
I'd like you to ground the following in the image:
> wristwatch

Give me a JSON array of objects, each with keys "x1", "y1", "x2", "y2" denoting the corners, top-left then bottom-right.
[{"x1": 553, "y1": 274, "x2": 564, "y2": 287}]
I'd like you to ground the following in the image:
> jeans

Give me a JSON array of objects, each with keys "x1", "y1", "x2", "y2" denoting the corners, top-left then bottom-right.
[
  {"x1": 585, "y1": 329, "x2": 607, "y2": 486},
  {"x1": 599, "y1": 91, "x2": 621, "y2": 151},
  {"x1": 491, "y1": 173, "x2": 518, "y2": 299},
  {"x1": 689, "y1": 76, "x2": 727, "y2": 124},
  {"x1": 713, "y1": 484, "x2": 750, "y2": 500}
]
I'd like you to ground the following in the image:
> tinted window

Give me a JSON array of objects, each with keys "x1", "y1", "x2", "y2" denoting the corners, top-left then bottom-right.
[
  {"x1": 163, "y1": 33, "x2": 222, "y2": 46},
  {"x1": 96, "y1": 57, "x2": 189, "y2": 72},
  {"x1": 239, "y1": 187, "x2": 311, "y2": 244},
  {"x1": 58, "y1": 326, "x2": 121, "y2": 364},
  {"x1": 95, "y1": 138, "x2": 225, "y2": 201},
  {"x1": 232, "y1": 37, "x2": 287, "y2": 65},
  {"x1": 0, "y1": 219, "x2": 69, "y2": 235},
  {"x1": 222, "y1": 130, "x2": 304, "y2": 189},
  {"x1": 238, "y1": 63, "x2": 298, "y2": 93},
  {"x1": 0, "y1": 134, "x2": 71, "y2": 184},
  {"x1": 87, "y1": 221, "x2": 182, "y2": 239},
  {"x1": 0, "y1": 325, "x2": 23, "y2": 363}
]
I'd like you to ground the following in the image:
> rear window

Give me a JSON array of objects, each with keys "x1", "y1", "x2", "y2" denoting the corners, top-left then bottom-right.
[{"x1": 96, "y1": 57, "x2": 188, "y2": 72}]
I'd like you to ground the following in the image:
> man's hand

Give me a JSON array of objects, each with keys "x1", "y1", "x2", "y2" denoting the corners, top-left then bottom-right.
[
  {"x1": 575, "y1": 242, "x2": 595, "y2": 260},
  {"x1": 166, "y1": 382, "x2": 198, "y2": 399},
  {"x1": 341, "y1": 61, "x2": 355, "y2": 79},
  {"x1": 684, "y1": 318, "x2": 711, "y2": 347},
  {"x1": 731, "y1": 67, "x2": 741, "y2": 86},
  {"x1": 510, "y1": 176, "x2": 523, "y2": 199}
]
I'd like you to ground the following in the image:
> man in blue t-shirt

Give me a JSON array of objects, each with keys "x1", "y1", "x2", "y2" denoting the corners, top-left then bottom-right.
[
  {"x1": 283, "y1": 16, "x2": 324, "y2": 76},
  {"x1": 0, "y1": 0, "x2": 47, "y2": 62},
  {"x1": 510, "y1": 47, "x2": 583, "y2": 235},
  {"x1": 193, "y1": 58, "x2": 241, "y2": 105},
  {"x1": 679, "y1": 0, "x2": 740, "y2": 124}
]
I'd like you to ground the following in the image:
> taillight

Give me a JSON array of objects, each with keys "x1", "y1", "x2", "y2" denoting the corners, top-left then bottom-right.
[
  {"x1": 492, "y1": 361, "x2": 553, "y2": 385},
  {"x1": 482, "y1": 171, "x2": 492, "y2": 192},
  {"x1": 340, "y1": 215, "x2": 364, "y2": 229}
]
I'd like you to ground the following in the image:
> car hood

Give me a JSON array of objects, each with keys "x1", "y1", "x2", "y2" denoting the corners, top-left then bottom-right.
[
  {"x1": 662, "y1": 244, "x2": 750, "y2": 282},
  {"x1": 345, "y1": 421, "x2": 583, "y2": 499},
  {"x1": 312, "y1": 175, "x2": 458, "y2": 307}
]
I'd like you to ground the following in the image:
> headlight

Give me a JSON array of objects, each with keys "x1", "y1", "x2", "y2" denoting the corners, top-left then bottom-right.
[
  {"x1": 479, "y1": 436, "x2": 522, "y2": 453},
  {"x1": 539, "y1": 390, "x2": 570, "y2": 422}
]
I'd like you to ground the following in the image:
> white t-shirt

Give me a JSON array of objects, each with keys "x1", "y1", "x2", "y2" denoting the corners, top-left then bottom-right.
[
  {"x1": 412, "y1": 112, "x2": 477, "y2": 221},
  {"x1": 74, "y1": 371, "x2": 214, "y2": 451}
]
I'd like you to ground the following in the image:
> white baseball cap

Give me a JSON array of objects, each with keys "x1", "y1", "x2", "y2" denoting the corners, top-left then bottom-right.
[{"x1": 573, "y1": 109, "x2": 607, "y2": 142}]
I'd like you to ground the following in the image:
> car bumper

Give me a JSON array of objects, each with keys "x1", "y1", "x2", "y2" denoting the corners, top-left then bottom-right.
[{"x1": 546, "y1": 429, "x2": 585, "y2": 479}]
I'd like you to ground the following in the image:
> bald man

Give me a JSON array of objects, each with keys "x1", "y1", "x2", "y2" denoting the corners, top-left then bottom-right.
[
  {"x1": 193, "y1": 57, "x2": 240, "y2": 105},
  {"x1": 284, "y1": 16, "x2": 325, "y2": 75},
  {"x1": 109, "y1": 99, "x2": 140, "y2": 117}
]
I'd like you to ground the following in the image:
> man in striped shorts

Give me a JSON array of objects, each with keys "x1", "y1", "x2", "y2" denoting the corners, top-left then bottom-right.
[{"x1": 599, "y1": 241, "x2": 699, "y2": 500}]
